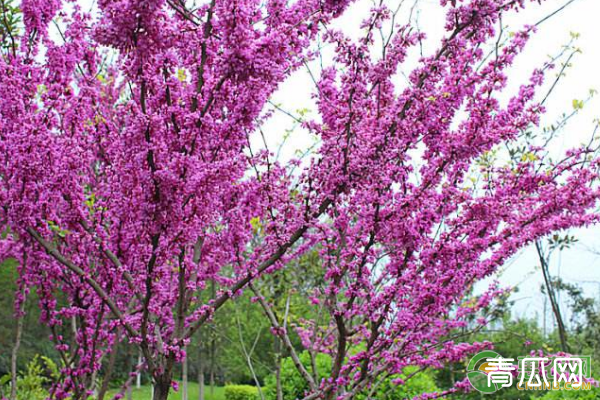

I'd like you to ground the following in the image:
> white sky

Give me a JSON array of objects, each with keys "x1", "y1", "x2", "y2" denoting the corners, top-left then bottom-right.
[{"x1": 490, "y1": 0, "x2": 600, "y2": 330}]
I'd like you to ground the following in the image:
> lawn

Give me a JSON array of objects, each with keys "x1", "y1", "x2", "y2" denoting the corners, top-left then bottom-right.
[{"x1": 107, "y1": 382, "x2": 225, "y2": 400}]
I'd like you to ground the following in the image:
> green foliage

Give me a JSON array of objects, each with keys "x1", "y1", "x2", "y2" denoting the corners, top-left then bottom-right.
[
  {"x1": 15, "y1": 356, "x2": 50, "y2": 400},
  {"x1": 547, "y1": 233, "x2": 578, "y2": 251},
  {"x1": 190, "y1": 290, "x2": 275, "y2": 386},
  {"x1": 0, "y1": 259, "x2": 55, "y2": 377},
  {"x1": 105, "y1": 383, "x2": 225, "y2": 400},
  {"x1": 355, "y1": 367, "x2": 438, "y2": 400},
  {"x1": 0, "y1": 258, "x2": 18, "y2": 374},
  {"x1": 572, "y1": 99, "x2": 585, "y2": 110},
  {"x1": 0, "y1": 355, "x2": 59, "y2": 400},
  {"x1": 535, "y1": 386, "x2": 600, "y2": 400},
  {"x1": 0, "y1": 374, "x2": 10, "y2": 399},
  {"x1": 0, "y1": 0, "x2": 21, "y2": 52},
  {"x1": 442, "y1": 317, "x2": 557, "y2": 400},
  {"x1": 264, "y1": 352, "x2": 438, "y2": 400},
  {"x1": 46, "y1": 220, "x2": 71, "y2": 237},
  {"x1": 264, "y1": 352, "x2": 331, "y2": 400},
  {"x1": 547, "y1": 278, "x2": 600, "y2": 359},
  {"x1": 224, "y1": 384, "x2": 258, "y2": 400},
  {"x1": 187, "y1": 249, "x2": 327, "y2": 386}
]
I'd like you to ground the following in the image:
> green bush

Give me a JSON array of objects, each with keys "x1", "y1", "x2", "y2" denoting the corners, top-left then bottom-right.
[
  {"x1": 264, "y1": 352, "x2": 439, "y2": 400},
  {"x1": 264, "y1": 352, "x2": 331, "y2": 400},
  {"x1": 224, "y1": 384, "x2": 259, "y2": 400},
  {"x1": 535, "y1": 386, "x2": 600, "y2": 400},
  {"x1": 0, "y1": 355, "x2": 58, "y2": 400},
  {"x1": 355, "y1": 366, "x2": 438, "y2": 400}
]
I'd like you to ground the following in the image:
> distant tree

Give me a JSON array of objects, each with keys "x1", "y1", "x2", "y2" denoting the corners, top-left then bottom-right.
[
  {"x1": 0, "y1": 260, "x2": 56, "y2": 388},
  {"x1": 551, "y1": 278, "x2": 600, "y2": 359},
  {"x1": 441, "y1": 315, "x2": 551, "y2": 400}
]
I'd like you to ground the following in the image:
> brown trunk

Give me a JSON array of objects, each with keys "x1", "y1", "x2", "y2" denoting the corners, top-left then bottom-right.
[
  {"x1": 274, "y1": 338, "x2": 282, "y2": 400},
  {"x1": 182, "y1": 349, "x2": 188, "y2": 400},
  {"x1": 536, "y1": 241, "x2": 570, "y2": 352},
  {"x1": 198, "y1": 354, "x2": 205, "y2": 400},
  {"x1": 126, "y1": 349, "x2": 133, "y2": 400},
  {"x1": 97, "y1": 336, "x2": 120, "y2": 400},
  {"x1": 209, "y1": 369, "x2": 215, "y2": 397},
  {"x1": 153, "y1": 379, "x2": 171, "y2": 400},
  {"x1": 10, "y1": 288, "x2": 25, "y2": 400},
  {"x1": 209, "y1": 281, "x2": 216, "y2": 397}
]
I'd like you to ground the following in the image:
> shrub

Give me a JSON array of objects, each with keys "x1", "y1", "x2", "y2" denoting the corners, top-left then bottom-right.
[
  {"x1": 355, "y1": 366, "x2": 438, "y2": 400},
  {"x1": 535, "y1": 386, "x2": 600, "y2": 400},
  {"x1": 264, "y1": 352, "x2": 439, "y2": 400},
  {"x1": 264, "y1": 352, "x2": 331, "y2": 400},
  {"x1": 224, "y1": 384, "x2": 259, "y2": 400},
  {"x1": 0, "y1": 355, "x2": 58, "y2": 400}
]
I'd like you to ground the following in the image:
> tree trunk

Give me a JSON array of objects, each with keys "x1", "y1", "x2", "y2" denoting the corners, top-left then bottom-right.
[
  {"x1": 10, "y1": 289, "x2": 25, "y2": 400},
  {"x1": 89, "y1": 369, "x2": 99, "y2": 398},
  {"x1": 536, "y1": 241, "x2": 569, "y2": 352},
  {"x1": 152, "y1": 379, "x2": 171, "y2": 400},
  {"x1": 275, "y1": 339, "x2": 283, "y2": 400},
  {"x1": 136, "y1": 350, "x2": 142, "y2": 389},
  {"x1": 182, "y1": 349, "x2": 188, "y2": 400},
  {"x1": 209, "y1": 281, "x2": 216, "y2": 397},
  {"x1": 275, "y1": 359, "x2": 282, "y2": 400},
  {"x1": 198, "y1": 353, "x2": 205, "y2": 400},
  {"x1": 209, "y1": 367, "x2": 215, "y2": 398},
  {"x1": 126, "y1": 350, "x2": 133, "y2": 400},
  {"x1": 97, "y1": 336, "x2": 120, "y2": 400}
]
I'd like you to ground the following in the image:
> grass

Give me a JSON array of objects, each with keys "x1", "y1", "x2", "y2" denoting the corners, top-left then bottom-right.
[{"x1": 107, "y1": 382, "x2": 225, "y2": 400}]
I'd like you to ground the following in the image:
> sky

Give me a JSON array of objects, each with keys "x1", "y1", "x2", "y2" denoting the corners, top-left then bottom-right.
[{"x1": 485, "y1": 0, "x2": 600, "y2": 328}]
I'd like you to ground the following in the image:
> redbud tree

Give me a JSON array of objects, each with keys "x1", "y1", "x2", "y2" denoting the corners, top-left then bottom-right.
[{"x1": 1, "y1": 0, "x2": 599, "y2": 399}]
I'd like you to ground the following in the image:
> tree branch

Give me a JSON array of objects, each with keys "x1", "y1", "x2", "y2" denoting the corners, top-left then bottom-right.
[
  {"x1": 250, "y1": 283, "x2": 317, "y2": 391},
  {"x1": 26, "y1": 227, "x2": 139, "y2": 338}
]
